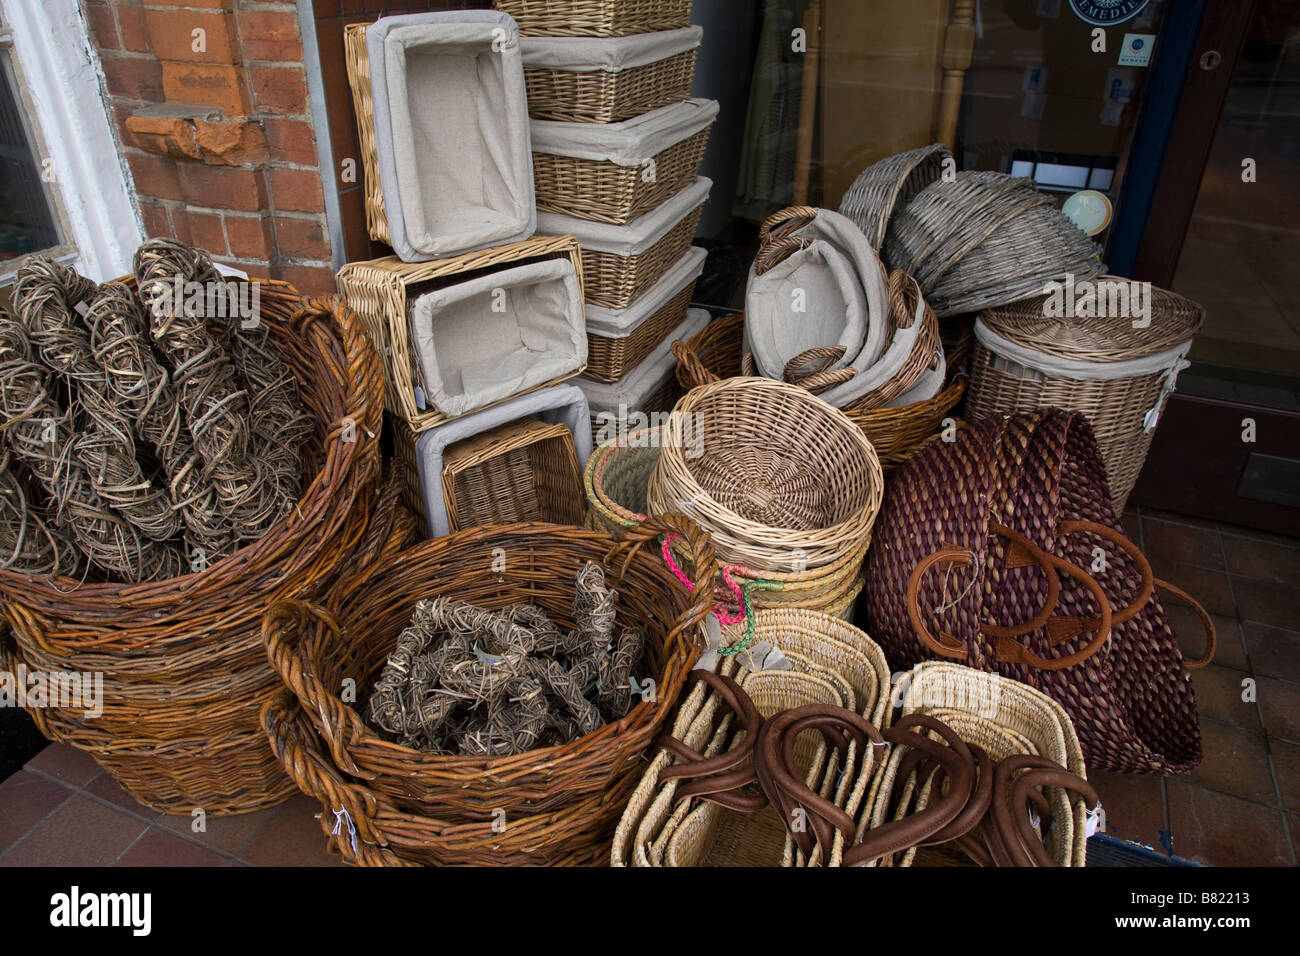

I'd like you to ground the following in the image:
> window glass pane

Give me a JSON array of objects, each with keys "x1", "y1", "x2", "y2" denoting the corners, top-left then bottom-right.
[{"x1": 0, "y1": 50, "x2": 61, "y2": 263}]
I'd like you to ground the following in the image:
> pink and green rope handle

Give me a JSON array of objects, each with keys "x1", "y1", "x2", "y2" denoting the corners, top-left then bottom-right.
[{"x1": 661, "y1": 533, "x2": 777, "y2": 655}]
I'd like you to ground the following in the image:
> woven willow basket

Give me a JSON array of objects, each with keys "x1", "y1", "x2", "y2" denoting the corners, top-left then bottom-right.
[
  {"x1": 671, "y1": 313, "x2": 968, "y2": 474},
  {"x1": 839, "y1": 144, "x2": 952, "y2": 251},
  {"x1": 587, "y1": 268, "x2": 698, "y2": 383},
  {"x1": 336, "y1": 235, "x2": 586, "y2": 431},
  {"x1": 0, "y1": 284, "x2": 393, "y2": 814},
  {"x1": 966, "y1": 278, "x2": 1204, "y2": 512},
  {"x1": 611, "y1": 609, "x2": 892, "y2": 867},
  {"x1": 576, "y1": 199, "x2": 704, "y2": 311},
  {"x1": 895, "y1": 662, "x2": 1089, "y2": 867},
  {"x1": 496, "y1": 0, "x2": 692, "y2": 36},
  {"x1": 524, "y1": 48, "x2": 698, "y2": 124}
]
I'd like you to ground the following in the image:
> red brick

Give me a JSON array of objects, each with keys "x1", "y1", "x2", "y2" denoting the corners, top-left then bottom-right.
[
  {"x1": 101, "y1": 57, "x2": 164, "y2": 101},
  {"x1": 169, "y1": 206, "x2": 193, "y2": 245},
  {"x1": 263, "y1": 118, "x2": 318, "y2": 166},
  {"x1": 162, "y1": 62, "x2": 250, "y2": 115},
  {"x1": 249, "y1": 65, "x2": 307, "y2": 115},
  {"x1": 116, "y1": 4, "x2": 151, "y2": 54},
  {"x1": 281, "y1": 264, "x2": 337, "y2": 296},
  {"x1": 194, "y1": 119, "x2": 269, "y2": 165},
  {"x1": 238, "y1": 262, "x2": 275, "y2": 280},
  {"x1": 125, "y1": 114, "x2": 201, "y2": 161},
  {"x1": 275, "y1": 216, "x2": 331, "y2": 260},
  {"x1": 177, "y1": 165, "x2": 267, "y2": 212},
  {"x1": 186, "y1": 210, "x2": 229, "y2": 256},
  {"x1": 138, "y1": 201, "x2": 173, "y2": 239},
  {"x1": 85, "y1": 2, "x2": 120, "y2": 51},
  {"x1": 127, "y1": 151, "x2": 183, "y2": 201},
  {"x1": 236, "y1": 10, "x2": 303, "y2": 62},
  {"x1": 268, "y1": 167, "x2": 323, "y2": 213},
  {"x1": 139, "y1": 0, "x2": 229, "y2": 11},
  {"x1": 145, "y1": 8, "x2": 238, "y2": 64},
  {"x1": 224, "y1": 214, "x2": 275, "y2": 259}
]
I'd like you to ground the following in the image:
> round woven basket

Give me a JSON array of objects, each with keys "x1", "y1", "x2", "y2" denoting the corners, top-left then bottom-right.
[
  {"x1": 647, "y1": 377, "x2": 883, "y2": 575},
  {"x1": 0, "y1": 284, "x2": 390, "y2": 814},
  {"x1": 885, "y1": 171, "x2": 1104, "y2": 317},
  {"x1": 838, "y1": 144, "x2": 951, "y2": 251},
  {"x1": 260, "y1": 516, "x2": 714, "y2": 864},
  {"x1": 966, "y1": 277, "x2": 1204, "y2": 512},
  {"x1": 671, "y1": 314, "x2": 968, "y2": 473}
]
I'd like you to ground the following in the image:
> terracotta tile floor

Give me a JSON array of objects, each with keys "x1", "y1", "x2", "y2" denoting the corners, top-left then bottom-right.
[{"x1": 0, "y1": 506, "x2": 1295, "y2": 867}]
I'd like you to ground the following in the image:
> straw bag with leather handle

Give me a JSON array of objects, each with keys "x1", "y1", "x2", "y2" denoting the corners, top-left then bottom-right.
[{"x1": 865, "y1": 410, "x2": 1216, "y2": 774}]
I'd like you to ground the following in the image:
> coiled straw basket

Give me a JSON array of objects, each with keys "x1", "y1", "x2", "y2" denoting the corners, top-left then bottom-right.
[{"x1": 0, "y1": 283, "x2": 388, "y2": 814}]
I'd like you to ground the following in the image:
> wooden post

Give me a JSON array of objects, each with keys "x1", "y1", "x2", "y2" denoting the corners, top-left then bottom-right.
[{"x1": 937, "y1": 0, "x2": 976, "y2": 149}]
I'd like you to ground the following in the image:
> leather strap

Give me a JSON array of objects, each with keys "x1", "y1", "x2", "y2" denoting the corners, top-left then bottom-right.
[{"x1": 1154, "y1": 577, "x2": 1217, "y2": 670}]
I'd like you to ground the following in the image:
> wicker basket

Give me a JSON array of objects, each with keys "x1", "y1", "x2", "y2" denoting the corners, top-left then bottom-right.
[
  {"x1": 611, "y1": 609, "x2": 892, "y2": 867},
  {"x1": 966, "y1": 277, "x2": 1204, "y2": 511},
  {"x1": 260, "y1": 516, "x2": 714, "y2": 864},
  {"x1": 0, "y1": 284, "x2": 394, "y2": 814},
  {"x1": 647, "y1": 377, "x2": 884, "y2": 575},
  {"x1": 343, "y1": 15, "x2": 535, "y2": 261},
  {"x1": 672, "y1": 312, "x2": 968, "y2": 473},
  {"x1": 895, "y1": 661, "x2": 1090, "y2": 867},
  {"x1": 532, "y1": 98, "x2": 718, "y2": 225},
  {"x1": 838, "y1": 144, "x2": 951, "y2": 251},
  {"x1": 336, "y1": 235, "x2": 586, "y2": 431},
  {"x1": 495, "y1": 0, "x2": 692, "y2": 37},
  {"x1": 538, "y1": 177, "x2": 710, "y2": 311},
  {"x1": 586, "y1": 246, "x2": 704, "y2": 382},
  {"x1": 885, "y1": 172, "x2": 1105, "y2": 317},
  {"x1": 521, "y1": 27, "x2": 701, "y2": 123}
]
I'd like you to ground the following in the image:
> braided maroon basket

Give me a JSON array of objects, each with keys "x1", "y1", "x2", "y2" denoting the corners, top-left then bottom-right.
[{"x1": 865, "y1": 410, "x2": 1211, "y2": 774}]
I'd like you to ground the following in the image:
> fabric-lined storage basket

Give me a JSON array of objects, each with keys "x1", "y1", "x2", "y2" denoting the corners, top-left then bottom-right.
[
  {"x1": 0, "y1": 284, "x2": 393, "y2": 815},
  {"x1": 260, "y1": 515, "x2": 715, "y2": 865},
  {"x1": 521, "y1": 26, "x2": 702, "y2": 123},
  {"x1": 532, "y1": 98, "x2": 719, "y2": 224},
  {"x1": 885, "y1": 171, "x2": 1104, "y2": 316},
  {"x1": 494, "y1": 0, "x2": 692, "y2": 37},
  {"x1": 336, "y1": 235, "x2": 586, "y2": 430},
  {"x1": 966, "y1": 277, "x2": 1204, "y2": 512},
  {"x1": 839, "y1": 144, "x2": 952, "y2": 251},
  {"x1": 344, "y1": 12, "x2": 536, "y2": 262},
  {"x1": 583, "y1": 307, "x2": 709, "y2": 443},
  {"x1": 392, "y1": 383, "x2": 593, "y2": 536},
  {"x1": 865, "y1": 411, "x2": 1216, "y2": 775},
  {"x1": 611, "y1": 610, "x2": 893, "y2": 867},
  {"x1": 537, "y1": 176, "x2": 711, "y2": 310},
  {"x1": 585, "y1": 245, "x2": 705, "y2": 382},
  {"x1": 672, "y1": 313, "x2": 968, "y2": 474},
  {"x1": 895, "y1": 661, "x2": 1091, "y2": 867}
]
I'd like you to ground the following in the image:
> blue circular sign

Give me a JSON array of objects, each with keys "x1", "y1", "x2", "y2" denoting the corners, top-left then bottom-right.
[{"x1": 1069, "y1": 0, "x2": 1152, "y2": 27}]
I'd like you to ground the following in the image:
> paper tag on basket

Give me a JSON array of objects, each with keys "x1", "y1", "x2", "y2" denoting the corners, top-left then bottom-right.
[
  {"x1": 1086, "y1": 803, "x2": 1104, "y2": 838},
  {"x1": 735, "y1": 640, "x2": 793, "y2": 673},
  {"x1": 414, "y1": 385, "x2": 427, "y2": 411},
  {"x1": 213, "y1": 262, "x2": 250, "y2": 280},
  {"x1": 1143, "y1": 406, "x2": 1160, "y2": 431},
  {"x1": 695, "y1": 614, "x2": 725, "y2": 673}
]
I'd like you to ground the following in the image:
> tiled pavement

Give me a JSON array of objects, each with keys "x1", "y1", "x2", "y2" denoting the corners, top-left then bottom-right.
[{"x1": 0, "y1": 506, "x2": 1296, "y2": 867}]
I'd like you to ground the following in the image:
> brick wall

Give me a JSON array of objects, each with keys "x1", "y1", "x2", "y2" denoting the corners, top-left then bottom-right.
[{"x1": 85, "y1": 0, "x2": 336, "y2": 294}]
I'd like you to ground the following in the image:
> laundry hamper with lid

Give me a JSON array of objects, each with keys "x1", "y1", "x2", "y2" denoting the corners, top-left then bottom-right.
[
  {"x1": 344, "y1": 11, "x2": 536, "y2": 261},
  {"x1": 966, "y1": 276, "x2": 1204, "y2": 511},
  {"x1": 865, "y1": 410, "x2": 1216, "y2": 775},
  {"x1": 260, "y1": 514, "x2": 715, "y2": 865},
  {"x1": 495, "y1": 0, "x2": 693, "y2": 37},
  {"x1": 585, "y1": 245, "x2": 705, "y2": 382},
  {"x1": 532, "y1": 98, "x2": 719, "y2": 224},
  {"x1": 537, "y1": 177, "x2": 711, "y2": 310},
  {"x1": 521, "y1": 27, "x2": 702, "y2": 123}
]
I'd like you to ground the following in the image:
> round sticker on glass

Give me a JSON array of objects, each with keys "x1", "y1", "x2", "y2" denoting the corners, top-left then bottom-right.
[{"x1": 1068, "y1": 0, "x2": 1152, "y2": 27}]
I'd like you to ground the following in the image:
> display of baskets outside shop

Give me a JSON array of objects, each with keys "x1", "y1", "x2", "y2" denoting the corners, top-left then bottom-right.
[
  {"x1": 495, "y1": 0, "x2": 693, "y2": 37},
  {"x1": 344, "y1": 12, "x2": 536, "y2": 262},
  {"x1": 336, "y1": 235, "x2": 586, "y2": 431},
  {"x1": 537, "y1": 177, "x2": 711, "y2": 311},
  {"x1": 260, "y1": 515, "x2": 714, "y2": 865},
  {"x1": 612, "y1": 609, "x2": 893, "y2": 867},
  {"x1": 885, "y1": 171, "x2": 1105, "y2": 317},
  {"x1": 532, "y1": 98, "x2": 719, "y2": 224},
  {"x1": 839, "y1": 143, "x2": 952, "y2": 252},
  {"x1": 585, "y1": 245, "x2": 705, "y2": 382},
  {"x1": 866, "y1": 410, "x2": 1217, "y2": 775},
  {"x1": 671, "y1": 313, "x2": 969, "y2": 474},
  {"x1": 521, "y1": 27, "x2": 703, "y2": 124},
  {"x1": 965, "y1": 277, "x2": 1205, "y2": 512},
  {"x1": 0, "y1": 282, "x2": 394, "y2": 814}
]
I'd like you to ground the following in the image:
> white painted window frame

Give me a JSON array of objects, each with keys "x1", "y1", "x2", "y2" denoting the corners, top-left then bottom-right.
[{"x1": 0, "y1": 0, "x2": 142, "y2": 283}]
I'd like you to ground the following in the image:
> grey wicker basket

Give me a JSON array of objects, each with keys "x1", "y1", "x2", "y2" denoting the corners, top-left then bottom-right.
[{"x1": 838, "y1": 144, "x2": 952, "y2": 251}]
